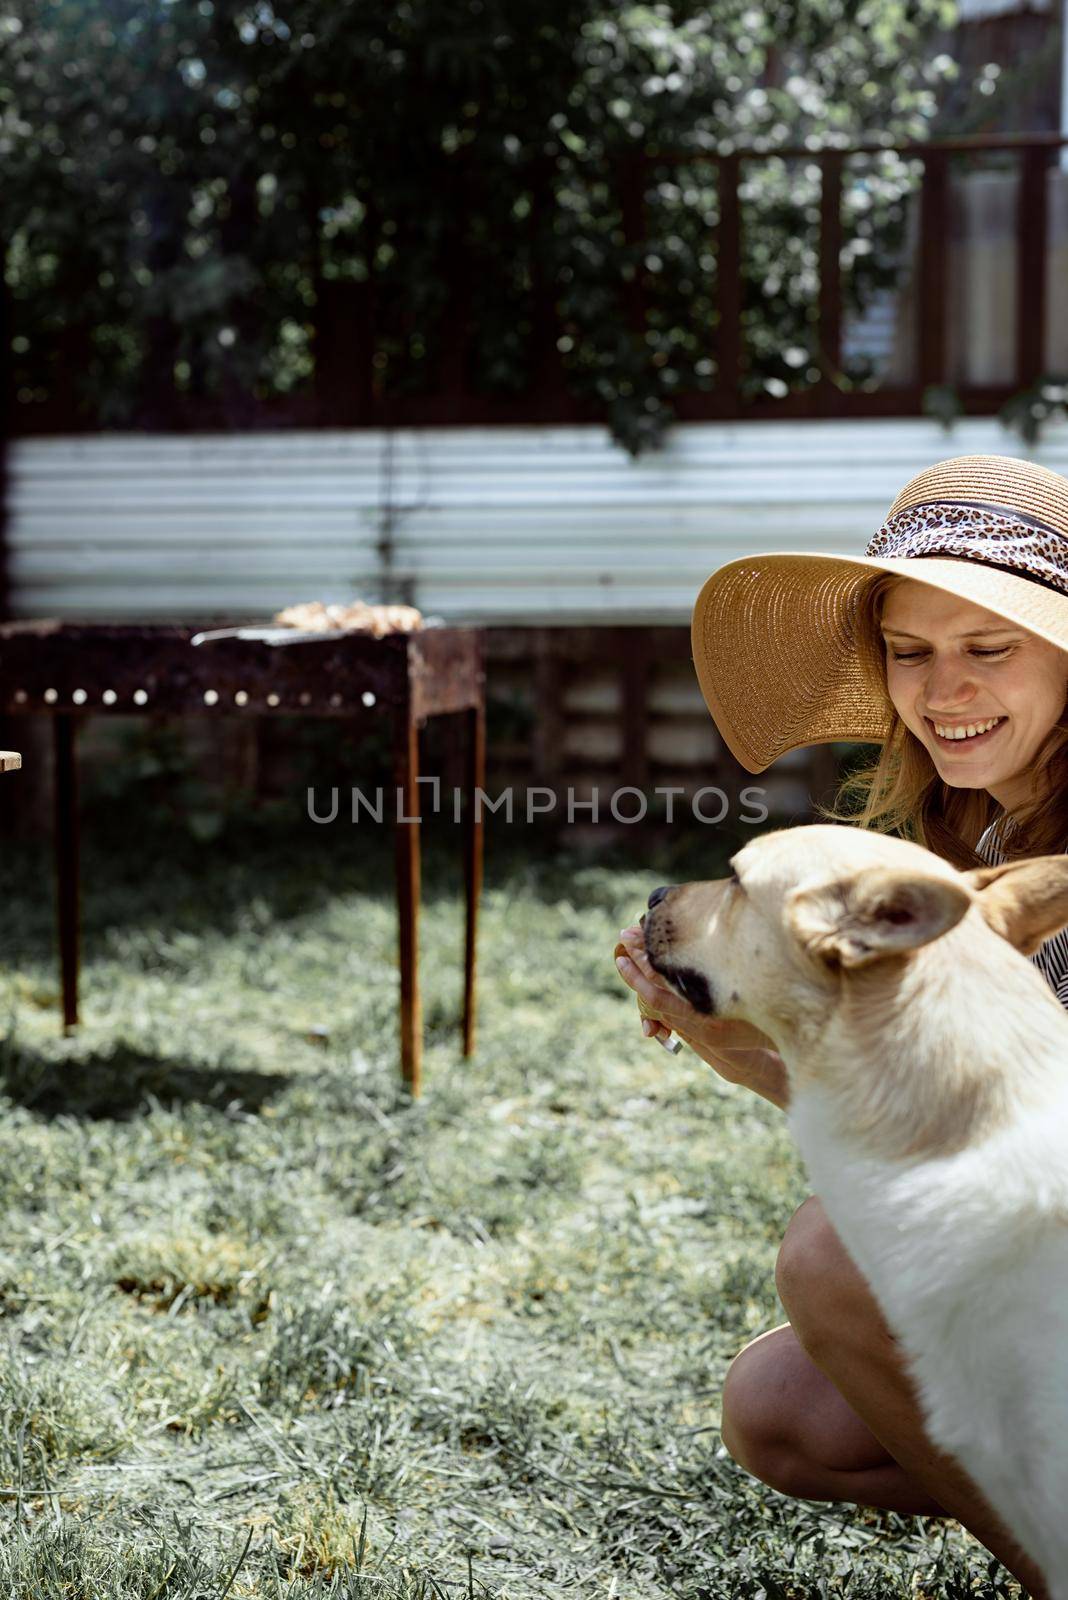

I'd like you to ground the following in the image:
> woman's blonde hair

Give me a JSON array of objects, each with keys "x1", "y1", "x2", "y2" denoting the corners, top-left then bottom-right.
[{"x1": 814, "y1": 573, "x2": 1068, "y2": 870}]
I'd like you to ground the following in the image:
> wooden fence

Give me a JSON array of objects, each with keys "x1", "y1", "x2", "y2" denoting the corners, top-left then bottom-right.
[{"x1": 481, "y1": 625, "x2": 842, "y2": 824}]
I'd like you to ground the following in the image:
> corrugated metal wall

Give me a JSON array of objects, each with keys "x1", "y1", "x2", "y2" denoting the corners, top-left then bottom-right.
[{"x1": 11, "y1": 418, "x2": 1068, "y2": 623}]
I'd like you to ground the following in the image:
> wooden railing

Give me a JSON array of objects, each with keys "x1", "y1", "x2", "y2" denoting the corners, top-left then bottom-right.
[
  {"x1": 376, "y1": 130, "x2": 1068, "y2": 427},
  {"x1": 11, "y1": 132, "x2": 1068, "y2": 436},
  {"x1": 678, "y1": 129, "x2": 1065, "y2": 420}
]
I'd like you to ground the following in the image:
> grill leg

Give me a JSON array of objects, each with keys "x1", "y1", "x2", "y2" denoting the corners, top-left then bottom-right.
[
  {"x1": 462, "y1": 700, "x2": 484, "y2": 1056},
  {"x1": 393, "y1": 707, "x2": 421, "y2": 1095},
  {"x1": 52, "y1": 714, "x2": 80, "y2": 1032}
]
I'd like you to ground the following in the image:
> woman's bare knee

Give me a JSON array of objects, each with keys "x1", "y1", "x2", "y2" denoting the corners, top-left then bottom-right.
[
  {"x1": 720, "y1": 1322, "x2": 948, "y2": 1515},
  {"x1": 721, "y1": 1322, "x2": 895, "y2": 1498},
  {"x1": 721, "y1": 1326, "x2": 812, "y2": 1494}
]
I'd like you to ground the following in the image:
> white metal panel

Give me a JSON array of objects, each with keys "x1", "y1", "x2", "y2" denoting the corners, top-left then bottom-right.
[{"x1": 10, "y1": 419, "x2": 1068, "y2": 623}]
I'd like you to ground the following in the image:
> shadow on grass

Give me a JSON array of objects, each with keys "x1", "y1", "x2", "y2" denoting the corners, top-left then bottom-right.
[
  {"x1": 0, "y1": 1034, "x2": 290, "y2": 1121},
  {"x1": 0, "y1": 789, "x2": 762, "y2": 969}
]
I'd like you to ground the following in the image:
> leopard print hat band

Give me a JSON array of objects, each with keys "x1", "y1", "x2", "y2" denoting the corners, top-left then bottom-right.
[{"x1": 865, "y1": 499, "x2": 1068, "y2": 600}]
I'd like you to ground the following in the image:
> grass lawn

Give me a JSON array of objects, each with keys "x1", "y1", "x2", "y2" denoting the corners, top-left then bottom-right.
[{"x1": 0, "y1": 777, "x2": 1027, "y2": 1597}]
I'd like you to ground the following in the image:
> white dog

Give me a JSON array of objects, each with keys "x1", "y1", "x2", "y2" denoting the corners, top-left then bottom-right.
[{"x1": 641, "y1": 824, "x2": 1068, "y2": 1596}]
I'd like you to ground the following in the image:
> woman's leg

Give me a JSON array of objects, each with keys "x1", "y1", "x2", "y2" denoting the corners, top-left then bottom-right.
[
  {"x1": 720, "y1": 1196, "x2": 1049, "y2": 1599},
  {"x1": 722, "y1": 1323, "x2": 948, "y2": 1513}
]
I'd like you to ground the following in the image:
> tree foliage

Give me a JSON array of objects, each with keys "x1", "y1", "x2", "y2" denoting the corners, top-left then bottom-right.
[{"x1": 2, "y1": 0, "x2": 960, "y2": 451}]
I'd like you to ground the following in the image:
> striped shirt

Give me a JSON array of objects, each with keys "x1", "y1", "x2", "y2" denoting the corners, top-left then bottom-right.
[{"x1": 975, "y1": 819, "x2": 1068, "y2": 1009}]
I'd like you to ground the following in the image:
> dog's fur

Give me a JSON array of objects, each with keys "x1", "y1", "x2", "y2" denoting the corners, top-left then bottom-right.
[{"x1": 643, "y1": 825, "x2": 1068, "y2": 1594}]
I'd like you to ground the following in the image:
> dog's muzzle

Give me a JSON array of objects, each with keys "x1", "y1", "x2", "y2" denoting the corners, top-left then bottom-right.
[{"x1": 642, "y1": 889, "x2": 716, "y2": 1015}]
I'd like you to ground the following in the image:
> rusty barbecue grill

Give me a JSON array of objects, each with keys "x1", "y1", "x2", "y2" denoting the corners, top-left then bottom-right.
[{"x1": 0, "y1": 620, "x2": 486, "y2": 1096}]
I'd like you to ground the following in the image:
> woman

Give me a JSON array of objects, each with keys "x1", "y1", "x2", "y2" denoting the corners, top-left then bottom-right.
[{"x1": 615, "y1": 453, "x2": 1068, "y2": 1597}]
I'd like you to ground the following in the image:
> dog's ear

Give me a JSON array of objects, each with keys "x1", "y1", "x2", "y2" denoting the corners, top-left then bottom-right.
[
  {"x1": 961, "y1": 855, "x2": 1068, "y2": 956},
  {"x1": 785, "y1": 868, "x2": 971, "y2": 971}
]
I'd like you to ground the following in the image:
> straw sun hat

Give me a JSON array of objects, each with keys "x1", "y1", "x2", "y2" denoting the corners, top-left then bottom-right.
[{"x1": 691, "y1": 454, "x2": 1068, "y2": 774}]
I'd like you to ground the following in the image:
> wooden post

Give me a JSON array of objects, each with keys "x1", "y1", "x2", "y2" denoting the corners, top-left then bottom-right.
[
  {"x1": 1016, "y1": 143, "x2": 1048, "y2": 390},
  {"x1": 438, "y1": 151, "x2": 472, "y2": 402},
  {"x1": 0, "y1": 745, "x2": 21, "y2": 842},
  {"x1": 462, "y1": 695, "x2": 485, "y2": 1057},
  {"x1": 918, "y1": 148, "x2": 949, "y2": 389},
  {"x1": 314, "y1": 279, "x2": 377, "y2": 426},
  {"x1": 393, "y1": 703, "x2": 422, "y2": 1095},
  {"x1": 620, "y1": 628, "x2": 649, "y2": 793},
  {"x1": 52, "y1": 715, "x2": 80, "y2": 1031},
  {"x1": 528, "y1": 156, "x2": 570, "y2": 404},
  {"x1": 717, "y1": 153, "x2": 742, "y2": 407},
  {"x1": 619, "y1": 152, "x2": 648, "y2": 340},
  {"x1": 532, "y1": 628, "x2": 563, "y2": 794},
  {"x1": 818, "y1": 151, "x2": 843, "y2": 388}
]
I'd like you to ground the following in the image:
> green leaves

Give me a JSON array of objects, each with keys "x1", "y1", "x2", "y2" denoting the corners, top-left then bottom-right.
[{"x1": 7, "y1": 0, "x2": 962, "y2": 448}]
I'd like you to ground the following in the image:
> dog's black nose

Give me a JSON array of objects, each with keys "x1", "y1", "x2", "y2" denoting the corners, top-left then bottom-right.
[{"x1": 647, "y1": 885, "x2": 674, "y2": 910}]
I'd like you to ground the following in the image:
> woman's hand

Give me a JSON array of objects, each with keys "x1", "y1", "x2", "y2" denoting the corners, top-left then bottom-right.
[{"x1": 615, "y1": 925, "x2": 790, "y2": 1109}]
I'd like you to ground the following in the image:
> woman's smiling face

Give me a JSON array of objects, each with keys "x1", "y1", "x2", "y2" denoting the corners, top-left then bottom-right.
[{"x1": 880, "y1": 578, "x2": 1068, "y2": 813}]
